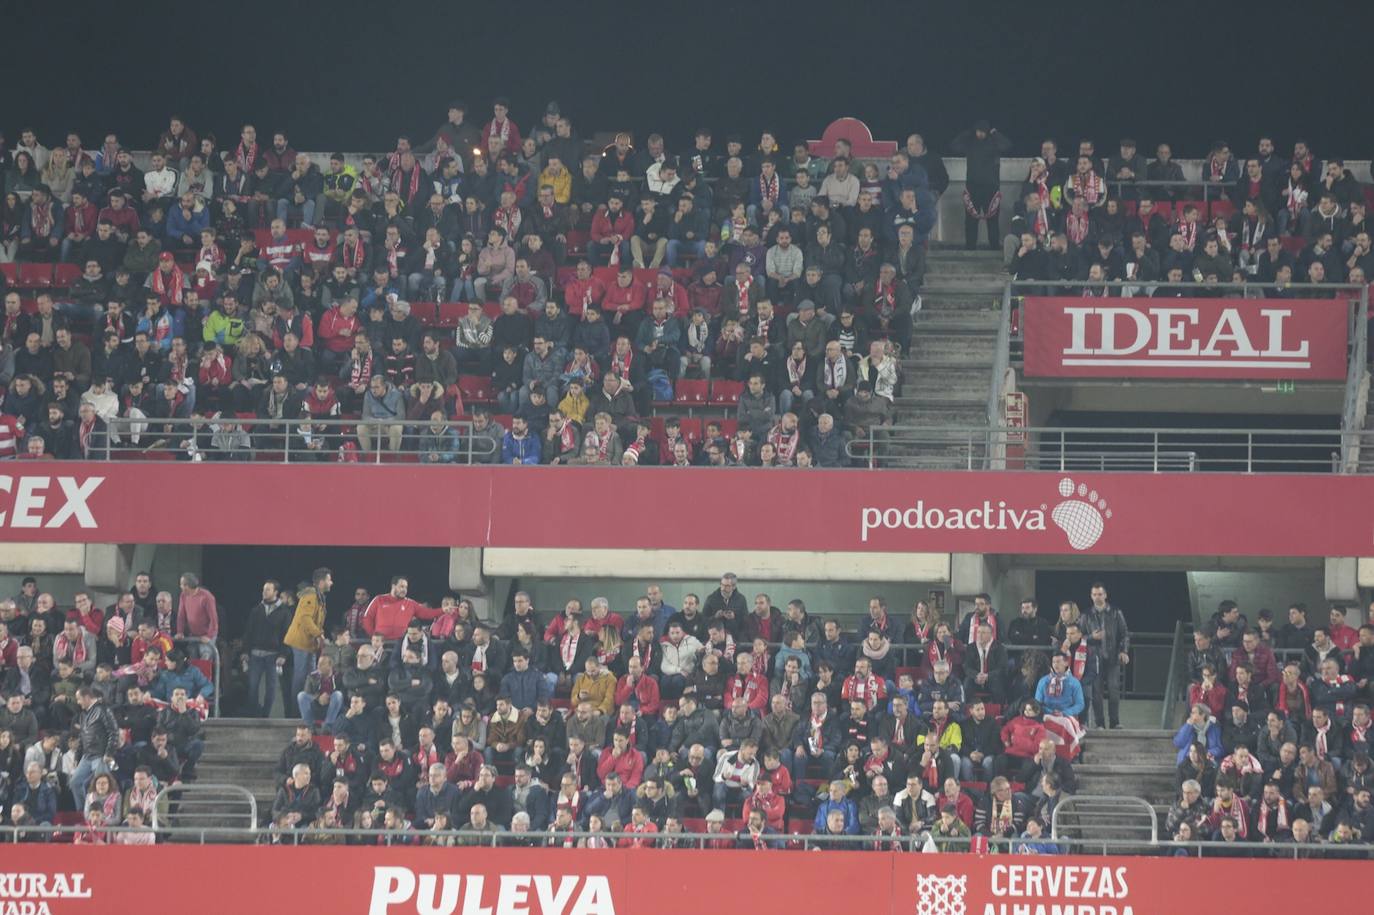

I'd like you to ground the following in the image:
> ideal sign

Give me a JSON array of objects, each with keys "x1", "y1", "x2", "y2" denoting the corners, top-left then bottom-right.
[{"x1": 1023, "y1": 296, "x2": 1349, "y2": 380}]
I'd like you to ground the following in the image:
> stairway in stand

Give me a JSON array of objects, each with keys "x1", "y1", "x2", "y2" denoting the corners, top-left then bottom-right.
[
  {"x1": 191, "y1": 718, "x2": 302, "y2": 833},
  {"x1": 894, "y1": 248, "x2": 1007, "y2": 468}
]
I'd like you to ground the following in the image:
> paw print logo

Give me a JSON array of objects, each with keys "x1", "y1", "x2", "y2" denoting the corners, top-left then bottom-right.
[{"x1": 1051, "y1": 477, "x2": 1112, "y2": 551}]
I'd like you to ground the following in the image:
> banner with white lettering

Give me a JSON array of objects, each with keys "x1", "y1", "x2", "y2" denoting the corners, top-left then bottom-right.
[
  {"x1": 1022, "y1": 296, "x2": 1349, "y2": 380},
  {"x1": 0, "y1": 846, "x2": 1364, "y2": 915}
]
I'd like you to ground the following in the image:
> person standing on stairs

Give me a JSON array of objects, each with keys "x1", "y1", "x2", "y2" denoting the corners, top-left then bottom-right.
[
  {"x1": 950, "y1": 120, "x2": 1012, "y2": 252},
  {"x1": 1081, "y1": 582, "x2": 1131, "y2": 730}
]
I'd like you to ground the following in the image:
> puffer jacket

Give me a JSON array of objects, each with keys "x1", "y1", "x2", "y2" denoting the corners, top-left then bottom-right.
[{"x1": 999, "y1": 715, "x2": 1047, "y2": 760}]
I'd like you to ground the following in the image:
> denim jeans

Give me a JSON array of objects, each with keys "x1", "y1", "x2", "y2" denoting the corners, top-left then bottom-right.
[
  {"x1": 297, "y1": 690, "x2": 343, "y2": 727},
  {"x1": 69, "y1": 755, "x2": 108, "y2": 807},
  {"x1": 276, "y1": 198, "x2": 316, "y2": 228},
  {"x1": 290, "y1": 648, "x2": 315, "y2": 698},
  {"x1": 959, "y1": 754, "x2": 997, "y2": 783},
  {"x1": 247, "y1": 652, "x2": 279, "y2": 717},
  {"x1": 666, "y1": 239, "x2": 704, "y2": 267}
]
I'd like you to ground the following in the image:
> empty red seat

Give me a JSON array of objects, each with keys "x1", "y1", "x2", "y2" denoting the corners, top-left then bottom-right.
[
  {"x1": 718, "y1": 418, "x2": 738, "y2": 438},
  {"x1": 433, "y1": 302, "x2": 468, "y2": 328},
  {"x1": 708, "y1": 379, "x2": 743, "y2": 406},
  {"x1": 679, "y1": 418, "x2": 703, "y2": 448},
  {"x1": 51, "y1": 263, "x2": 82, "y2": 288},
  {"x1": 673, "y1": 378, "x2": 708, "y2": 406},
  {"x1": 1207, "y1": 199, "x2": 1235, "y2": 221},
  {"x1": 0, "y1": 263, "x2": 16, "y2": 285},
  {"x1": 457, "y1": 375, "x2": 495, "y2": 404},
  {"x1": 15, "y1": 263, "x2": 52, "y2": 288}
]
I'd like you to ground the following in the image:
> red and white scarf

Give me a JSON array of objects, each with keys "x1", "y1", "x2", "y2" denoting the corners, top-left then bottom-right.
[
  {"x1": 55, "y1": 632, "x2": 88, "y2": 666},
  {"x1": 1176, "y1": 219, "x2": 1198, "y2": 252},
  {"x1": 1275, "y1": 680, "x2": 1310, "y2": 719},
  {"x1": 1067, "y1": 641, "x2": 1090, "y2": 679},
  {"x1": 1066, "y1": 212, "x2": 1089, "y2": 246},
  {"x1": 1256, "y1": 798, "x2": 1289, "y2": 839},
  {"x1": 757, "y1": 173, "x2": 780, "y2": 204},
  {"x1": 808, "y1": 712, "x2": 827, "y2": 753},
  {"x1": 734, "y1": 279, "x2": 751, "y2": 314},
  {"x1": 1070, "y1": 172, "x2": 1104, "y2": 205},
  {"x1": 29, "y1": 200, "x2": 53, "y2": 238},
  {"x1": 966, "y1": 613, "x2": 997, "y2": 644},
  {"x1": 559, "y1": 630, "x2": 580, "y2": 669},
  {"x1": 392, "y1": 166, "x2": 422, "y2": 205},
  {"x1": 235, "y1": 140, "x2": 259, "y2": 172},
  {"x1": 610, "y1": 348, "x2": 634, "y2": 380},
  {"x1": 1320, "y1": 675, "x2": 1353, "y2": 720},
  {"x1": 786, "y1": 356, "x2": 807, "y2": 386},
  {"x1": 341, "y1": 239, "x2": 366, "y2": 271},
  {"x1": 151, "y1": 266, "x2": 185, "y2": 306}
]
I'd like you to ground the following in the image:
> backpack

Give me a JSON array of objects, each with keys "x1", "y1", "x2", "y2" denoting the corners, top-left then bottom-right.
[{"x1": 646, "y1": 369, "x2": 673, "y2": 401}]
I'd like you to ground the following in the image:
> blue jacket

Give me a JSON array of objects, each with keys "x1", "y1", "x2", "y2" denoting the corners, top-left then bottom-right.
[
  {"x1": 166, "y1": 204, "x2": 209, "y2": 241},
  {"x1": 414, "y1": 781, "x2": 459, "y2": 827},
  {"x1": 500, "y1": 668, "x2": 550, "y2": 711},
  {"x1": 813, "y1": 797, "x2": 859, "y2": 835},
  {"x1": 12, "y1": 779, "x2": 57, "y2": 825},
  {"x1": 1172, "y1": 721, "x2": 1223, "y2": 765},
  {"x1": 153, "y1": 664, "x2": 213, "y2": 701},
  {"x1": 501, "y1": 431, "x2": 541, "y2": 465},
  {"x1": 1033, "y1": 673, "x2": 1084, "y2": 717}
]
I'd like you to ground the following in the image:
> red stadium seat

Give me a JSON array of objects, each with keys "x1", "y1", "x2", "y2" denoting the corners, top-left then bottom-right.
[
  {"x1": 15, "y1": 263, "x2": 52, "y2": 288},
  {"x1": 433, "y1": 302, "x2": 469, "y2": 328},
  {"x1": 51, "y1": 263, "x2": 82, "y2": 288},
  {"x1": 678, "y1": 418, "x2": 703, "y2": 447},
  {"x1": 718, "y1": 418, "x2": 738, "y2": 439},
  {"x1": 708, "y1": 379, "x2": 743, "y2": 406},
  {"x1": 673, "y1": 379, "x2": 708, "y2": 406},
  {"x1": 0, "y1": 263, "x2": 16, "y2": 285},
  {"x1": 1207, "y1": 200, "x2": 1235, "y2": 222},
  {"x1": 458, "y1": 375, "x2": 495, "y2": 404}
]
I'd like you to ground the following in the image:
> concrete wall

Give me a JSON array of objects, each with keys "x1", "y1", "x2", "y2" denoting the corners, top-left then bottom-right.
[{"x1": 1185, "y1": 568, "x2": 1327, "y2": 627}]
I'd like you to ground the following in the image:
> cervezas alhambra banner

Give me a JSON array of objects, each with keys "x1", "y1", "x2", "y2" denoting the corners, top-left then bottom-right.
[{"x1": 1022, "y1": 296, "x2": 1349, "y2": 380}]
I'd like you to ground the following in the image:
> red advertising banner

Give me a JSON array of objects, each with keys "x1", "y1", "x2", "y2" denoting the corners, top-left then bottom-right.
[
  {"x1": 1022, "y1": 296, "x2": 1349, "y2": 379},
  {"x1": 0, "y1": 463, "x2": 1372, "y2": 556},
  {"x1": 0, "y1": 845, "x2": 1363, "y2": 915}
]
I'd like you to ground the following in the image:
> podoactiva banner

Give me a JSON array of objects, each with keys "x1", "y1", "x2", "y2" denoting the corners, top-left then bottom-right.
[
  {"x1": 0, "y1": 845, "x2": 1363, "y2": 915},
  {"x1": 1, "y1": 464, "x2": 1373, "y2": 556},
  {"x1": 1022, "y1": 296, "x2": 1349, "y2": 380}
]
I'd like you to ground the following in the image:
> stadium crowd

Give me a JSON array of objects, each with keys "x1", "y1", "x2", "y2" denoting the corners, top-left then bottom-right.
[
  {"x1": 1167, "y1": 600, "x2": 1374, "y2": 852},
  {"x1": 0, "y1": 103, "x2": 943, "y2": 468},
  {"x1": 5, "y1": 558, "x2": 1368, "y2": 851}
]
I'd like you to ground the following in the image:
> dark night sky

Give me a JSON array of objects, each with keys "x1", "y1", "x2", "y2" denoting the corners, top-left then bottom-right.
[{"x1": 7, "y1": 1, "x2": 1372, "y2": 162}]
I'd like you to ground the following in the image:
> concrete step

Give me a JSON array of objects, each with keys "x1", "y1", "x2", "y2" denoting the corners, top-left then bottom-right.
[
  {"x1": 898, "y1": 406, "x2": 989, "y2": 426},
  {"x1": 907, "y1": 334, "x2": 998, "y2": 359},
  {"x1": 914, "y1": 310, "x2": 1001, "y2": 331},
  {"x1": 896, "y1": 382, "x2": 989, "y2": 403}
]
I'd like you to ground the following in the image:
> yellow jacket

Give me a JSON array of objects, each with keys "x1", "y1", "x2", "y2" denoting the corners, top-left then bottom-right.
[
  {"x1": 283, "y1": 588, "x2": 324, "y2": 652},
  {"x1": 539, "y1": 167, "x2": 572, "y2": 204},
  {"x1": 572, "y1": 670, "x2": 616, "y2": 716}
]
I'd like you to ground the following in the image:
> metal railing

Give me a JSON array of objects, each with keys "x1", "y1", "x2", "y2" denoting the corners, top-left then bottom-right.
[
  {"x1": 1159, "y1": 621, "x2": 1186, "y2": 729},
  {"x1": 99, "y1": 416, "x2": 497, "y2": 464},
  {"x1": 186, "y1": 636, "x2": 222, "y2": 718},
  {"x1": 5, "y1": 822, "x2": 1370, "y2": 858},
  {"x1": 846, "y1": 424, "x2": 1355, "y2": 473},
  {"x1": 1051, "y1": 795, "x2": 1158, "y2": 843},
  {"x1": 150, "y1": 783, "x2": 257, "y2": 832}
]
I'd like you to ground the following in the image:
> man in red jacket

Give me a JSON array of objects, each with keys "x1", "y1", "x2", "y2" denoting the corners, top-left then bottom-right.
[{"x1": 362, "y1": 577, "x2": 443, "y2": 640}]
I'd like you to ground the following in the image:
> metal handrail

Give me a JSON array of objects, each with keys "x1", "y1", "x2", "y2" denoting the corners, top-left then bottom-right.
[
  {"x1": 848, "y1": 424, "x2": 1358, "y2": 473},
  {"x1": 7, "y1": 822, "x2": 1369, "y2": 858},
  {"x1": 150, "y1": 783, "x2": 257, "y2": 831},
  {"x1": 1051, "y1": 795, "x2": 1159, "y2": 843},
  {"x1": 1160, "y1": 620, "x2": 1185, "y2": 729},
  {"x1": 987, "y1": 281, "x2": 1014, "y2": 433},
  {"x1": 1339, "y1": 285, "x2": 1371, "y2": 470},
  {"x1": 100, "y1": 416, "x2": 496, "y2": 464}
]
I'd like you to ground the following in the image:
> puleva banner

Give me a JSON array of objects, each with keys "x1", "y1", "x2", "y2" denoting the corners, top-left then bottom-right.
[
  {"x1": 0, "y1": 464, "x2": 1373, "y2": 556},
  {"x1": 0, "y1": 846, "x2": 1363, "y2": 915},
  {"x1": 1022, "y1": 296, "x2": 1349, "y2": 380}
]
